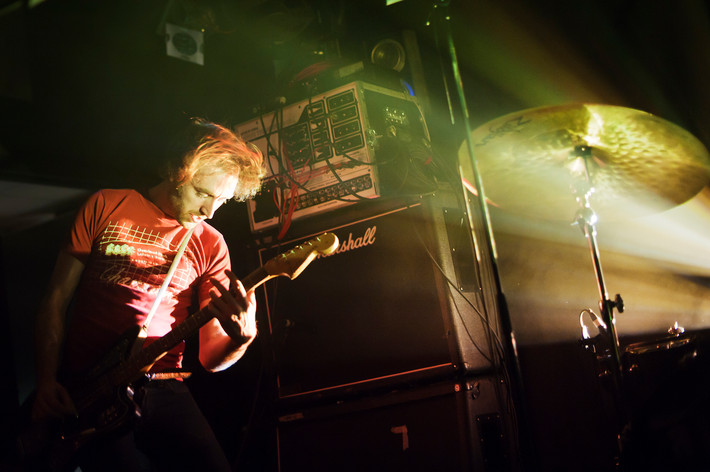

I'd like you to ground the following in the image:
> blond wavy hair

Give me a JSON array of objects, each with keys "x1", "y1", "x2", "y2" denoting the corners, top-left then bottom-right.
[{"x1": 171, "y1": 118, "x2": 265, "y2": 201}]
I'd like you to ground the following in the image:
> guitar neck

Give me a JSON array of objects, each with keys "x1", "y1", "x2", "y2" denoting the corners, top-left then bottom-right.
[
  {"x1": 241, "y1": 266, "x2": 270, "y2": 293},
  {"x1": 109, "y1": 265, "x2": 272, "y2": 386},
  {"x1": 70, "y1": 232, "x2": 336, "y2": 413}
]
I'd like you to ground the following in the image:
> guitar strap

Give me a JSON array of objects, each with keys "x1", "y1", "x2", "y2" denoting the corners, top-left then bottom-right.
[{"x1": 129, "y1": 225, "x2": 195, "y2": 358}]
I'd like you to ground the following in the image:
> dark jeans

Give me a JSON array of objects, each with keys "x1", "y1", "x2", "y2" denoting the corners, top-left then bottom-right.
[{"x1": 77, "y1": 379, "x2": 231, "y2": 472}]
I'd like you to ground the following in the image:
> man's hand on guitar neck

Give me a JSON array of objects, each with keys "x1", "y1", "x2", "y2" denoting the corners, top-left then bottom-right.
[
  {"x1": 197, "y1": 269, "x2": 257, "y2": 372},
  {"x1": 207, "y1": 269, "x2": 258, "y2": 346}
]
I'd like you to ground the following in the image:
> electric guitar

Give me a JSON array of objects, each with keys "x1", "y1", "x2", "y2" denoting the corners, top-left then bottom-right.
[{"x1": 16, "y1": 232, "x2": 339, "y2": 472}]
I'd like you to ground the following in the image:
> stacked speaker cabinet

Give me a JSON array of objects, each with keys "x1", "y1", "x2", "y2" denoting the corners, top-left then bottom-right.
[
  {"x1": 252, "y1": 185, "x2": 515, "y2": 469},
  {"x1": 276, "y1": 376, "x2": 512, "y2": 472},
  {"x1": 256, "y1": 190, "x2": 500, "y2": 402},
  {"x1": 242, "y1": 78, "x2": 516, "y2": 468}
]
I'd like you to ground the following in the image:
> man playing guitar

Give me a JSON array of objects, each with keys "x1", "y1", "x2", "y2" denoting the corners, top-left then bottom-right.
[{"x1": 30, "y1": 117, "x2": 265, "y2": 471}]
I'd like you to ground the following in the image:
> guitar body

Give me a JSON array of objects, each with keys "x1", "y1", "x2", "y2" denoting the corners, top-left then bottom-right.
[
  {"x1": 19, "y1": 390, "x2": 137, "y2": 472},
  {"x1": 17, "y1": 327, "x2": 142, "y2": 472},
  {"x1": 48, "y1": 383, "x2": 138, "y2": 471}
]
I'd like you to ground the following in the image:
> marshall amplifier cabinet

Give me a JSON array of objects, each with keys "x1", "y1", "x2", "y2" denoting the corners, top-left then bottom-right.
[
  {"x1": 255, "y1": 189, "x2": 501, "y2": 403},
  {"x1": 276, "y1": 376, "x2": 515, "y2": 472},
  {"x1": 235, "y1": 81, "x2": 431, "y2": 233}
]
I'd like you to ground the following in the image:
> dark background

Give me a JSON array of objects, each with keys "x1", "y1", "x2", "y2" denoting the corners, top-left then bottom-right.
[
  {"x1": 2, "y1": 0, "x2": 709, "y2": 187},
  {"x1": 2, "y1": 0, "x2": 710, "y2": 471}
]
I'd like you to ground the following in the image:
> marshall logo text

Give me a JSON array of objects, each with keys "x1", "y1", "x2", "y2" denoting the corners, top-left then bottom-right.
[{"x1": 323, "y1": 225, "x2": 376, "y2": 256}]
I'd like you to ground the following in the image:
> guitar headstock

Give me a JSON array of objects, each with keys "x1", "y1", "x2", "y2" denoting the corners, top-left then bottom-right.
[{"x1": 264, "y1": 232, "x2": 339, "y2": 281}]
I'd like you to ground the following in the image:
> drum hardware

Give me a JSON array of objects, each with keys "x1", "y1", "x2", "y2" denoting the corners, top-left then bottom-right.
[
  {"x1": 667, "y1": 320, "x2": 685, "y2": 337},
  {"x1": 465, "y1": 103, "x2": 710, "y2": 392},
  {"x1": 579, "y1": 308, "x2": 617, "y2": 388},
  {"x1": 623, "y1": 322, "x2": 697, "y2": 370},
  {"x1": 570, "y1": 142, "x2": 627, "y2": 416},
  {"x1": 579, "y1": 306, "x2": 622, "y2": 382},
  {"x1": 620, "y1": 321, "x2": 700, "y2": 442},
  {"x1": 464, "y1": 104, "x2": 710, "y2": 223},
  {"x1": 464, "y1": 103, "x2": 710, "y2": 467},
  {"x1": 580, "y1": 307, "x2": 608, "y2": 341}
]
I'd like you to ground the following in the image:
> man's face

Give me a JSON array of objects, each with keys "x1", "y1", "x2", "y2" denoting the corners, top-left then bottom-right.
[{"x1": 168, "y1": 166, "x2": 239, "y2": 228}]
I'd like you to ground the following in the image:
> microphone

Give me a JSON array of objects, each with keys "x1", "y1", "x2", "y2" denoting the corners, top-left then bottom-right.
[{"x1": 580, "y1": 308, "x2": 607, "y2": 339}]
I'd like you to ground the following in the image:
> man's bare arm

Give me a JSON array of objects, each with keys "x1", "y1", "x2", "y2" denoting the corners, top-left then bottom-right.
[{"x1": 32, "y1": 251, "x2": 85, "y2": 419}]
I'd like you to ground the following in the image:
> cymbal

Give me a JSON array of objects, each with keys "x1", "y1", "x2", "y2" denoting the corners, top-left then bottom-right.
[{"x1": 459, "y1": 104, "x2": 710, "y2": 222}]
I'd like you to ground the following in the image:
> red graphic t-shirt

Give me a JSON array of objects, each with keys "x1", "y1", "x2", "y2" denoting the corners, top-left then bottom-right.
[{"x1": 62, "y1": 189, "x2": 231, "y2": 374}]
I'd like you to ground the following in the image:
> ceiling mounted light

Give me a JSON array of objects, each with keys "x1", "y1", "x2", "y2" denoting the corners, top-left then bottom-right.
[{"x1": 165, "y1": 23, "x2": 204, "y2": 65}]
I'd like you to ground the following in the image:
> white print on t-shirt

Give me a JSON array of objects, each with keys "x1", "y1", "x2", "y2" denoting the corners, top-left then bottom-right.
[
  {"x1": 94, "y1": 221, "x2": 194, "y2": 297},
  {"x1": 105, "y1": 243, "x2": 135, "y2": 256}
]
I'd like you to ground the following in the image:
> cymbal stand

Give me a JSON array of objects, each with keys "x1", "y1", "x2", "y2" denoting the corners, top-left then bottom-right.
[{"x1": 572, "y1": 145, "x2": 626, "y2": 426}]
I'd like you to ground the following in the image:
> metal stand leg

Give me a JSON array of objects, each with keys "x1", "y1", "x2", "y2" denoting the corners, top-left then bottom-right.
[
  {"x1": 576, "y1": 206, "x2": 625, "y2": 405},
  {"x1": 573, "y1": 146, "x2": 627, "y2": 467},
  {"x1": 429, "y1": 3, "x2": 528, "y2": 470}
]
